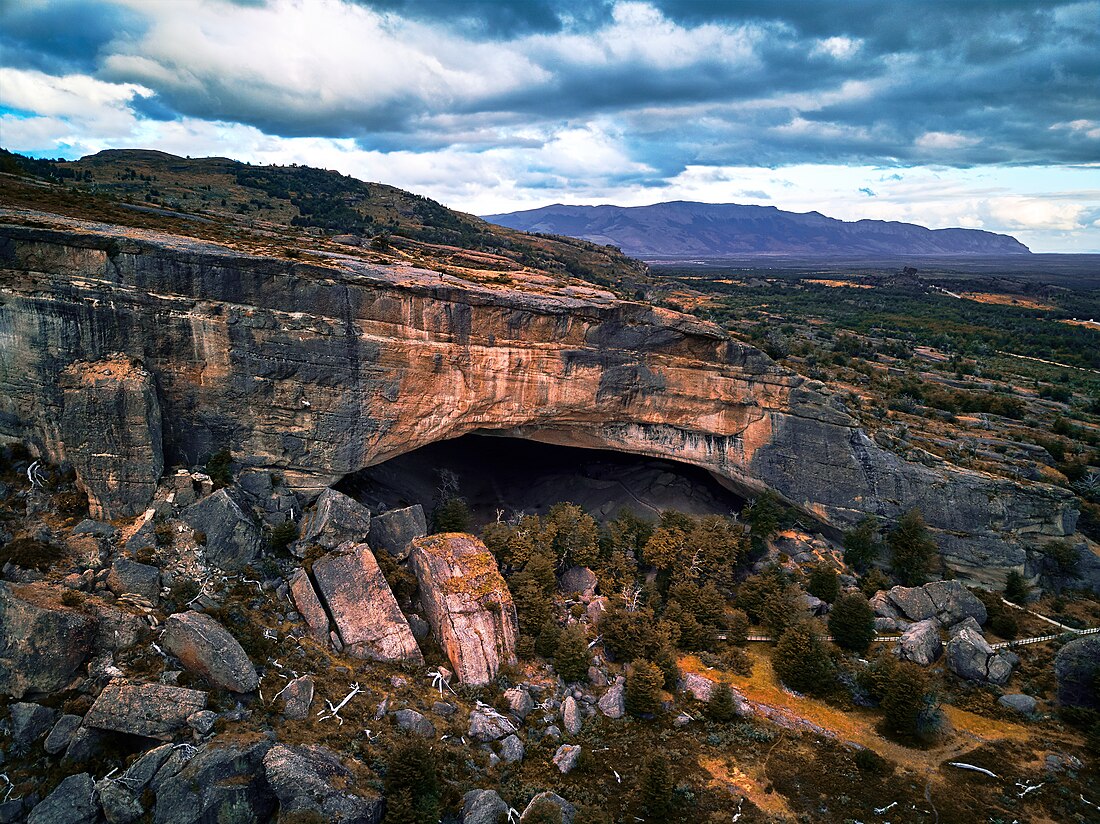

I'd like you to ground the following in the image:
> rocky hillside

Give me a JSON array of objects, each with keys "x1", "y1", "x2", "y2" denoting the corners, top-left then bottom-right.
[
  {"x1": 0, "y1": 204, "x2": 1079, "y2": 588},
  {"x1": 484, "y1": 201, "x2": 1032, "y2": 258}
]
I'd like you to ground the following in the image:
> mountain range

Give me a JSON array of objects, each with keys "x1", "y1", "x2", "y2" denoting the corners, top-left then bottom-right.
[{"x1": 484, "y1": 201, "x2": 1031, "y2": 258}]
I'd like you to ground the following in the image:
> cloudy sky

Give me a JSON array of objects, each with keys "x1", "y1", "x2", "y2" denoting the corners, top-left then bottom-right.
[{"x1": 2, "y1": 0, "x2": 1099, "y2": 251}]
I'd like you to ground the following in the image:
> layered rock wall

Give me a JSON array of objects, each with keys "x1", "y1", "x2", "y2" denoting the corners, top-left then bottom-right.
[{"x1": 0, "y1": 213, "x2": 1079, "y2": 585}]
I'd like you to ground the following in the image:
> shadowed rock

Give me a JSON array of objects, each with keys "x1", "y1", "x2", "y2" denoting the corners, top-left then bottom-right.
[
  {"x1": 0, "y1": 582, "x2": 96, "y2": 699},
  {"x1": 1054, "y1": 636, "x2": 1100, "y2": 708},
  {"x1": 181, "y1": 489, "x2": 265, "y2": 571},
  {"x1": 162, "y1": 611, "x2": 259, "y2": 693},
  {"x1": 310, "y1": 542, "x2": 423, "y2": 663},
  {"x1": 885, "y1": 581, "x2": 987, "y2": 627},
  {"x1": 296, "y1": 488, "x2": 371, "y2": 555},
  {"x1": 369, "y1": 504, "x2": 426, "y2": 560},
  {"x1": 154, "y1": 736, "x2": 276, "y2": 824},
  {"x1": 946, "y1": 626, "x2": 1014, "y2": 685},
  {"x1": 410, "y1": 533, "x2": 518, "y2": 685},
  {"x1": 520, "y1": 792, "x2": 576, "y2": 824},
  {"x1": 27, "y1": 773, "x2": 99, "y2": 824},
  {"x1": 263, "y1": 743, "x2": 383, "y2": 824},
  {"x1": 897, "y1": 619, "x2": 943, "y2": 666},
  {"x1": 463, "y1": 789, "x2": 509, "y2": 824},
  {"x1": 107, "y1": 557, "x2": 161, "y2": 603},
  {"x1": 84, "y1": 679, "x2": 208, "y2": 740}
]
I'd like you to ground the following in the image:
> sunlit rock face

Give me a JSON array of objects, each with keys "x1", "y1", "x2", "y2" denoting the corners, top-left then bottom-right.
[{"x1": 0, "y1": 213, "x2": 1079, "y2": 587}]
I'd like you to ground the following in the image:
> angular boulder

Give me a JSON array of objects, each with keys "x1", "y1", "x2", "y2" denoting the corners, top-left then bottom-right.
[
  {"x1": 503, "y1": 686, "x2": 534, "y2": 720},
  {"x1": 998, "y1": 694, "x2": 1037, "y2": 715},
  {"x1": 468, "y1": 706, "x2": 517, "y2": 742},
  {"x1": 520, "y1": 792, "x2": 576, "y2": 824},
  {"x1": 289, "y1": 568, "x2": 330, "y2": 640},
  {"x1": 181, "y1": 489, "x2": 265, "y2": 570},
  {"x1": 559, "y1": 566, "x2": 597, "y2": 597},
  {"x1": 296, "y1": 488, "x2": 371, "y2": 554},
  {"x1": 897, "y1": 619, "x2": 943, "y2": 666},
  {"x1": 886, "y1": 581, "x2": 986, "y2": 627},
  {"x1": 1054, "y1": 635, "x2": 1100, "y2": 709},
  {"x1": 107, "y1": 557, "x2": 162, "y2": 603},
  {"x1": 598, "y1": 679, "x2": 626, "y2": 719},
  {"x1": 462, "y1": 789, "x2": 509, "y2": 824},
  {"x1": 280, "y1": 675, "x2": 315, "y2": 720},
  {"x1": 44, "y1": 713, "x2": 83, "y2": 755},
  {"x1": 552, "y1": 744, "x2": 582, "y2": 775},
  {"x1": 10, "y1": 702, "x2": 58, "y2": 749},
  {"x1": 59, "y1": 357, "x2": 163, "y2": 520},
  {"x1": 263, "y1": 743, "x2": 383, "y2": 824},
  {"x1": 0, "y1": 582, "x2": 97, "y2": 698},
  {"x1": 946, "y1": 626, "x2": 1015, "y2": 685},
  {"x1": 561, "y1": 695, "x2": 582, "y2": 736},
  {"x1": 409, "y1": 533, "x2": 518, "y2": 685},
  {"x1": 368, "y1": 504, "x2": 426, "y2": 559},
  {"x1": 84, "y1": 679, "x2": 208, "y2": 740},
  {"x1": 162, "y1": 611, "x2": 259, "y2": 693},
  {"x1": 309, "y1": 542, "x2": 423, "y2": 663},
  {"x1": 154, "y1": 737, "x2": 276, "y2": 824},
  {"x1": 27, "y1": 773, "x2": 99, "y2": 824}
]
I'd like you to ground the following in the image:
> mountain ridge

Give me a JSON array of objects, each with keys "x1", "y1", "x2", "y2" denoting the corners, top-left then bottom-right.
[{"x1": 484, "y1": 200, "x2": 1031, "y2": 258}]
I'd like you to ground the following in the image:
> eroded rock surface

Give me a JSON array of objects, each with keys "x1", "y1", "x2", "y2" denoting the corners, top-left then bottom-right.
[
  {"x1": 296, "y1": 489, "x2": 372, "y2": 554},
  {"x1": 58, "y1": 356, "x2": 163, "y2": 520},
  {"x1": 410, "y1": 534, "x2": 518, "y2": 685},
  {"x1": 0, "y1": 582, "x2": 96, "y2": 698},
  {"x1": 181, "y1": 489, "x2": 264, "y2": 571},
  {"x1": 162, "y1": 611, "x2": 259, "y2": 693},
  {"x1": 368, "y1": 504, "x2": 426, "y2": 559},
  {"x1": 84, "y1": 680, "x2": 208, "y2": 740},
  {"x1": 946, "y1": 626, "x2": 1015, "y2": 685},
  {"x1": 306, "y1": 542, "x2": 422, "y2": 663},
  {"x1": 0, "y1": 216, "x2": 1081, "y2": 588}
]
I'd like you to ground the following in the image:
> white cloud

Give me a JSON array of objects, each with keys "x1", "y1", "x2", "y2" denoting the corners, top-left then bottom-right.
[
  {"x1": 914, "y1": 131, "x2": 980, "y2": 150},
  {"x1": 812, "y1": 36, "x2": 862, "y2": 60}
]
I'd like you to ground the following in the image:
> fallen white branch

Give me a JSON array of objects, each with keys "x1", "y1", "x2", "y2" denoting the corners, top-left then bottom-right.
[
  {"x1": 948, "y1": 762, "x2": 998, "y2": 778},
  {"x1": 874, "y1": 801, "x2": 897, "y2": 814},
  {"x1": 1015, "y1": 781, "x2": 1044, "y2": 798},
  {"x1": 318, "y1": 682, "x2": 361, "y2": 724}
]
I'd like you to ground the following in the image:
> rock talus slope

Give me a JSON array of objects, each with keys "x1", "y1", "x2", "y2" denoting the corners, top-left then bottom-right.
[{"x1": 0, "y1": 212, "x2": 1079, "y2": 586}]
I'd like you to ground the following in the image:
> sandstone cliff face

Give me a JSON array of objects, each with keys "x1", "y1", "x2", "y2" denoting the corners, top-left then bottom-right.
[
  {"x1": 409, "y1": 533, "x2": 518, "y2": 685},
  {"x1": 0, "y1": 212, "x2": 1079, "y2": 586}
]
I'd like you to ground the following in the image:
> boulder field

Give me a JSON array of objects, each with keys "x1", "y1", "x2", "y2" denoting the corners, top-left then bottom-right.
[{"x1": 0, "y1": 211, "x2": 1081, "y2": 587}]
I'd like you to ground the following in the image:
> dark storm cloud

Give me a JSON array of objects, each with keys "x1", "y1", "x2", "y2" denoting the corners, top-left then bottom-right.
[
  {"x1": 0, "y1": 0, "x2": 146, "y2": 74},
  {"x1": 2, "y1": 0, "x2": 1097, "y2": 170}
]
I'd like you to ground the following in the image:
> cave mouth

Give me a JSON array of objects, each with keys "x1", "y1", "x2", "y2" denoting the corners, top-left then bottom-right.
[{"x1": 337, "y1": 433, "x2": 746, "y2": 529}]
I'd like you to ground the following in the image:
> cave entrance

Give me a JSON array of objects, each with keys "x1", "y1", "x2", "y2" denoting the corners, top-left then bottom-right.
[{"x1": 337, "y1": 433, "x2": 746, "y2": 529}]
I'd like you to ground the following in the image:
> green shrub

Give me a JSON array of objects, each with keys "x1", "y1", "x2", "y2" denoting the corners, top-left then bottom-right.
[
  {"x1": 638, "y1": 752, "x2": 675, "y2": 822},
  {"x1": 383, "y1": 739, "x2": 440, "y2": 824},
  {"x1": 772, "y1": 622, "x2": 833, "y2": 695},
  {"x1": 887, "y1": 509, "x2": 937, "y2": 586},
  {"x1": 705, "y1": 683, "x2": 739, "y2": 723},
  {"x1": 625, "y1": 658, "x2": 664, "y2": 717},
  {"x1": 554, "y1": 623, "x2": 590, "y2": 683},
  {"x1": 0, "y1": 537, "x2": 64, "y2": 571},
  {"x1": 829, "y1": 593, "x2": 875, "y2": 654},
  {"x1": 269, "y1": 519, "x2": 298, "y2": 552},
  {"x1": 806, "y1": 563, "x2": 840, "y2": 603},
  {"x1": 205, "y1": 448, "x2": 233, "y2": 488},
  {"x1": 432, "y1": 498, "x2": 471, "y2": 533}
]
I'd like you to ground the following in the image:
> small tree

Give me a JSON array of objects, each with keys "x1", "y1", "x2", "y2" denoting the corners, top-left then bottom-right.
[
  {"x1": 384, "y1": 739, "x2": 440, "y2": 824},
  {"x1": 705, "y1": 682, "x2": 738, "y2": 722},
  {"x1": 887, "y1": 509, "x2": 937, "y2": 586},
  {"x1": 554, "y1": 623, "x2": 590, "y2": 683},
  {"x1": 772, "y1": 622, "x2": 833, "y2": 695},
  {"x1": 843, "y1": 516, "x2": 880, "y2": 571},
  {"x1": 1004, "y1": 570, "x2": 1030, "y2": 605},
  {"x1": 432, "y1": 497, "x2": 471, "y2": 533},
  {"x1": 806, "y1": 563, "x2": 840, "y2": 603},
  {"x1": 534, "y1": 617, "x2": 561, "y2": 659},
  {"x1": 725, "y1": 608, "x2": 750, "y2": 645},
  {"x1": 829, "y1": 592, "x2": 875, "y2": 654},
  {"x1": 639, "y1": 753, "x2": 675, "y2": 822},
  {"x1": 881, "y1": 660, "x2": 941, "y2": 739},
  {"x1": 743, "y1": 491, "x2": 784, "y2": 549},
  {"x1": 625, "y1": 658, "x2": 664, "y2": 717},
  {"x1": 269, "y1": 519, "x2": 298, "y2": 553},
  {"x1": 206, "y1": 448, "x2": 233, "y2": 488}
]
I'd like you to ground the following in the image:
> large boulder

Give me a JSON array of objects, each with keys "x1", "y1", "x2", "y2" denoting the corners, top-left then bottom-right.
[
  {"x1": 552, "y1": 744, "x2": 582, "y2": 774},
  {"x1": 310, "y1": 542, "x2": 423, "y2": 663},
  {"x1": 885, "y1": 581, "x2": 987, "y2": 627},
  {"x1": 598, "y1": 679, "x2": 626, "y2": 719},
  {"x1": 107, "y1": 557, "x2": 162, "y2": 603},
  {"x1": 295, "y1": 489, "x2": 371, "y2": 554},
  {"x1": 409, "y1": 533, "x2": 519, "y2": 685},
  {"x1": 520, "y1": 792, "x2": 576, "y2": 824},
  {"x1": 59, "y1": 357, "x2": 163, "y2": 520},
  {"x1": 289, "y1": 568, "x2": 330, "y2": 639},
  {"x1": 83, "y1": 679, "x2": 208, "y2": 739},
  {"x1": 10, "y1": 702, "x2": 58, "y2": 749},
  {"x1": 181, "y1": 489, "x2": 265, "y2": 571},
  {"x1": 946, "y1": 626, "x2": 1015, "y2": 685},
  {"x1": 559, "y1": 567, "x2": 598, "y2": 597},
  {"x1": 561, "y1": 696, "x2": 582, "y2": 736},
  {"x1": 468, "y1": 706, "x2": 517, "y2": 742},
  {"x1": 27, "y1": 773, "x2": 99, "y2": 824},
  {"x1": 462, "y1": 789, "x2": 509, "y2": 824},
  {"x1": 0, "y1": 582, "x2": 97, "y2": 698},
  {"x1": 162, "y1": 611, "x2": 259, "y2": 693},
  {"x1": 263, "y1": 743, "x2": 383, "y2": 824},
  {"x1": 154, "y1": 737, "x2": 276, "y2": 824},
  {"x1": 368, "y1": 505, "x2": 426, "y2": 559},
  {"x1": 1054, "y1": 635, "x2": 1100, "y2": 709},
  {"x1": 897, "y1": 619, "x2": 943, "y2": 666}
]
